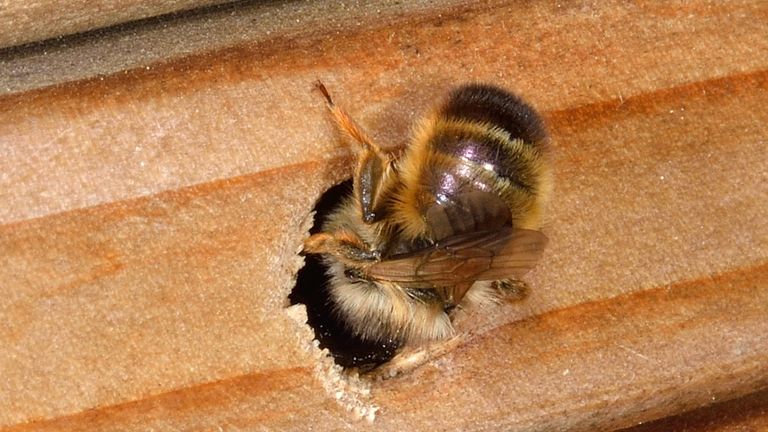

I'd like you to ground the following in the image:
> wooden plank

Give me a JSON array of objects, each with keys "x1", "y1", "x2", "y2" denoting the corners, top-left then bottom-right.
[
  {"x1": 5, "y1": 264, "x2": 768, "y2": 431},
  {"x1": 1, "y1": 0, "x2": 767, "y2": 430},
  {"x1": 0, "y1": 0, "x2": 489, "y2": 95},
  {"x1": 621, "y1": 389, "x2": 768, "y2": 432},
  {"x1": 2, "y1": 0, "x2": 766, "y2": 223},
  {"x1": 0, "y1": 0, "x2": 229, "y2": 49},
  {"x1": 0, "y1": 161, "x2": 336, "y2": 426}
]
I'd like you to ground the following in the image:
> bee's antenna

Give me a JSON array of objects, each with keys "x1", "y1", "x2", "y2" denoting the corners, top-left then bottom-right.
[
  {"x1": 314, "y1": 80, "x2": 335, "y2": 106},
  {"x1": 313, "y1": 80, "x2": 383, "y2": 155}
]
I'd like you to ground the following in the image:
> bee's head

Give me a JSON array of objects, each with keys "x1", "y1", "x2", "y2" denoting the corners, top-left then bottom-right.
[{"x1": 303, "y1": 229, "x2": 380, "y2": 270}]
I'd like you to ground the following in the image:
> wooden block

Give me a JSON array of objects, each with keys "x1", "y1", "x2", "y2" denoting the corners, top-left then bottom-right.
[
  {"x1": 621, "y1": 389, "x2": 768, "y2": 432},
  {"x1": 5, "y1": 266, "x2": 768, "y2": 431},
  {"x1": 1, "y1": 0, "x2": 766, "y2": 430},
  {"x1": 0, "y1": 0, "x2": 229, "y2": 49},
  {"x1": 0, "y1": 0, "x2": 512, "y2": 95}
]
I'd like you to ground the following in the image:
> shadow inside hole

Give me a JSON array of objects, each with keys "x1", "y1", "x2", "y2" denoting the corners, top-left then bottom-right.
[{"x1": 289, "y1": 180, "x2": 399, "y2": 370}]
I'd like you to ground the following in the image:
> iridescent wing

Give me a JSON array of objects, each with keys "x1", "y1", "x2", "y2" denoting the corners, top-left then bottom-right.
[
  {"x1": 425, "y1": 191, "x2": 511, "y2": 241},
  {"x1": 366, "y1": 227, "x2": 547, "y2": 303}
]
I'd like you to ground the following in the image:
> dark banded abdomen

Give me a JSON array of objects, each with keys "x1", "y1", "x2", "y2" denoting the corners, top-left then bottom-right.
[
  {"x1": 440, "y1": 84, "x2": 547, "y2": 146},
  {"x1": 387, "y1": 83, "x2": 550, "y2": 245},
  {"x1": 420, "y1": 85, "x2": 549, "y2": 239}
]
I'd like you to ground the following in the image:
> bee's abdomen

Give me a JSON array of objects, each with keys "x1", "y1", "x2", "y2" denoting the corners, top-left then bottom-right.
[
  {"x1": 391, "y1": 84, "x2": 551, "y2": 238},
  {"x1": 440, "y1": 84, "x2": 546, "y2": 146}
]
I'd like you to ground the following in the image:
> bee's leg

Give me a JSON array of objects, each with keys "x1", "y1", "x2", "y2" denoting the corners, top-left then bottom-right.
[
  {"x1": 368, "y1": 335, "x2": 467, "y2": 380},
  {"x1": 303, "y1": 230, "x2": 374, "y2": 263},
  {"x1": 302, "y1": 232, "x2": 338, "y2": 255},
  {"x1": 492, "y1": 278, "x2": 529, "y2": 302},
  {"x1": 315, "y1": 81, "x2": 392, "y2": 223}
]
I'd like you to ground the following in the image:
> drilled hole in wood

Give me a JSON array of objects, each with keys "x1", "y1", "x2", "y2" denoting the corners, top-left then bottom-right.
[{"x1": 290, "y1": 180, "x2": 399, "y2": 370}]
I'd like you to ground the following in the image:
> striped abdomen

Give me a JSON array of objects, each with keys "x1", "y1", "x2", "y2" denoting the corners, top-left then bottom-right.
[{"x1": 391, "y1": 84, "x2": 552, "y2": 243}]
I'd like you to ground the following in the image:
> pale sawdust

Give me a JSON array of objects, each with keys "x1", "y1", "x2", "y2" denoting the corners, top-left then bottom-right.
[{"x1": 285, "y1": 304, "x2": 379, "y2": 423}]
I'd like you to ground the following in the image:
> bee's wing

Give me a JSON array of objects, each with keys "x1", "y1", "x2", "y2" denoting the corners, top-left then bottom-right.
[
  {"x1": 425, "y1": 191, "x2": 511, "y2": 241},
  {"x1": 366, "y1": 227, "x2": 547, "y2": 295},
  {"x1": 479, "y1": 228, "x2": 548, "y2": 280}
]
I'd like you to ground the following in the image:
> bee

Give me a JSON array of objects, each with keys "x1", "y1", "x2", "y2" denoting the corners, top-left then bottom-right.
[{"x1": 304, "y1": 82, "x2": 552, "y2": 348}]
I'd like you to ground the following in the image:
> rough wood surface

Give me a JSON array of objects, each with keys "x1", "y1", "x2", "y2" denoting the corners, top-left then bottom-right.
[
  {"x1": 1, "y1": 0, "x2": 767, "y2": 430},
  {"x1": 0, "y1": 0, "x2": 484, "y2": 95},
  {"x1": 621, "y1": 389, "x2": 768, "y2": 432},
  {"x1": 5, "y1": 270, "x2": 768, "y2": 431},
  {"x1": 0, "y1": 0, "x2": 230, "y2": 49}
]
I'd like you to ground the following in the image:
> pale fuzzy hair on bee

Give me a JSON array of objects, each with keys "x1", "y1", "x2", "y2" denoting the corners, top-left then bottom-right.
[
  {"x1": 320, "y1": 194, "x2": 511, "y2": 342},
  {"x1": 462, "y1": 280, "x2": 506, "y2": 308},
  {"x1": 390, "y1": 114, "x2": 553, "y2": 241},
  {"x1": 322, "y1": 195, "x2": 382, "y2": 246},
  {"x1": 320, "y1": 196, "x2": 454, "y2": 342},
  {"x1": 327, "y1": 260, "x2": 454, "y2": 342},
  {"x1": 326, "y1": 260, "x2": 504, "y2": 342}
]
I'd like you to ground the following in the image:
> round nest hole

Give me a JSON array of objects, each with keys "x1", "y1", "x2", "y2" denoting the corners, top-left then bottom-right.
[{"x1": 289, "y1": 180, "x2": 399, "y2": 370}]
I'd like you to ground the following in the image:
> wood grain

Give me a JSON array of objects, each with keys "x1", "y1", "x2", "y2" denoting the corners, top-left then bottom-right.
[
  {"x1": 0, "y1": 0, "x2": 494, "y2": 95},
  {"x1": 1, "y1": 0, "x2": 767, "y2": 430},
  {"x1": 0, "y1": 0, "x2": 230, "y2": 49},
  {"x1": 621, "y1": 389, "x2": 768, "y2": 432},
  {"x1": 5, "y1": 264, "x2": 768, "y2": 431}
]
